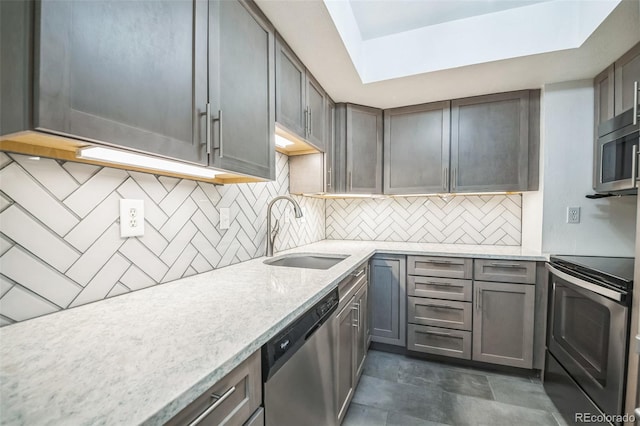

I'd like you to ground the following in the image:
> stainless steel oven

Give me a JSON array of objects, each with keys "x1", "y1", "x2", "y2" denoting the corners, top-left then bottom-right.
[
  {"x1": 545, "y1": 256, "x2": 633, "y2": 426},
  {"x1": 594, "y1": 108, "x2": 640, "y2": 194}
]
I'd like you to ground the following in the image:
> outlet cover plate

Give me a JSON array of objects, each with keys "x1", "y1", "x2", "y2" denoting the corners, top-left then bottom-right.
[
  {"x1": 567, "y1": 206, "x2": 581, "y2": 224},
  {"x1": 120, "y1": 199, "x2": 145, "y2": 237}
]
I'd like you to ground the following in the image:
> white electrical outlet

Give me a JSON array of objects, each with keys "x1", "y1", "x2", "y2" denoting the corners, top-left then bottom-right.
[
  {"x1": 120, "y1": 199, "x2": 145, "y2": 237},
  {"x1": 567, "y1": 206, "x2": 581, "y2": 224},
  {"x1": 220, "y1": 207, "x2": 230, "y2": 230}
]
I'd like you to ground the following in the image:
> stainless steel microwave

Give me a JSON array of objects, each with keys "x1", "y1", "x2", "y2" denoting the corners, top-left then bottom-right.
[{"x1": 594, "y1": 108, "x2": 640, "y2": 194}]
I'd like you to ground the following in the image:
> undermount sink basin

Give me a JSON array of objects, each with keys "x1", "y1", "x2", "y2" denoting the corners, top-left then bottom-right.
[{"x1": 264, "y1": 253, "x2": 349, "y2": 270}]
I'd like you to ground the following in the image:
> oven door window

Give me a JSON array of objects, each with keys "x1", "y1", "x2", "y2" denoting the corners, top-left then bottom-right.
[
  {"x1": 601, "y1": 133, "x2": 638, "y2": 183},
  {"x1": 553, "y1": 282, "x2": 610, "y2": 386}
]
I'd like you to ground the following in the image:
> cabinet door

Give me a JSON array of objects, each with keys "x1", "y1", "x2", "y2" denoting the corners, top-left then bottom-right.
[
  {"x1": 594, "y1": 65, "x2": 615, "y2": 131},
  {"x1": 335, "y1": 300, "x2": 355, "y2": 423},
  {"x1": 275, "y1": 34, "x2": 306, "y2": 139},
  {"x1": 369, "y1": 256, "x2": 406, "y2": 347},
  {"x1": 326, "y1": 99, "x2": 336, "y2": 193},
  {"x1": 346, "y1": 105, "x2": 383, "y2": 194},
  {"x1": 354, "y1": 282, "x2": 368, "y2": 379},
  {"x1": 384, "y1": 102, "x2": 450, "y2": 194},
  {"x1": 473, "y1": 281, "x2": 535, "y2": 368},
  {"x1": 614, "y1": 42, "x2": 640, "y2": 116},
  {"x1": 36, "y1": 0, "x2": 207, "y2": 164},
  {"x1": 210, "y1": 0, "x2": 275, "y2": 180},
  {"x1": 306, "y1": 72, "x2": 326, "y2": 150},
  {"x1": 451, "y1": 91, "x2": 530, "y2": 192}
]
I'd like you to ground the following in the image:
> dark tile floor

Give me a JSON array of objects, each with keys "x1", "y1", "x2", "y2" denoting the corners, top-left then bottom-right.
[{"x1": 344, "y1": 350, "x2": 568, "y2": 426}]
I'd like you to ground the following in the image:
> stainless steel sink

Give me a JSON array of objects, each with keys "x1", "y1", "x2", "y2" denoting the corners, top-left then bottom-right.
[{"x1": 264, "y1": 253, "x2": 349, "y2": 270}]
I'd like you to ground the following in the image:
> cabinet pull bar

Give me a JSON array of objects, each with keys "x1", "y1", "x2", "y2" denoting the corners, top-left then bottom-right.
[
  {"x1": 425, "y1": 282, "x2": 453, "y2": 287},
  {"x1": 426, "y1": 330, "x2": 452, "y2": 337},
  {"x1": 349, "y1": 171, "x2": 353, "y2": 191},
  {"x1": 327, "y1": 168, "x2": 332, "y2": 189},
  {"x1": 309, "y1": 107, "x2": 312, "y2": 136},
  {"x1": 452, "y1": 168, "x2": 457, "y2": 190},
  {"x1": 424, "y1": 304, "x2": 457, "y2": 310},
  {"x1": 429, "y1": 260, "x2": 453, "y2": 265},
  {"x1": 443, "y1": 167, "x2": 448, "y2": 192},
  {"x1": 351, "y1": 269, "x2": 365, "y2": 278},
  {"x1": 218, "y1": 110, "x2": 223, "y2": 159},
  {"x1": 188, "y1": 386, "x2": 236, "y2": 426},
  {"x1": 205, "y1": 103, "x2": 211, "y2": 155},
  {"x1": 633, "y1": 81, "x2": 638, "y2": 126},
  {"x1": 632, "y1": 145, "x2": 638, "y2": 189},
  {"x1": 489, "y1": 262, "x2": 522, "y2": 268}
]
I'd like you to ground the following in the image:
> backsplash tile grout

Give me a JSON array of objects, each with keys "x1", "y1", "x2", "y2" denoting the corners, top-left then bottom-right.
[{"x1": 0, "y1": 151, "x2": 325, "y2": 325}]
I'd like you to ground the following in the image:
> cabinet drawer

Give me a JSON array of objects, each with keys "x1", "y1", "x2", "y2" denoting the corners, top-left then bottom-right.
[
  {"x1": 167, "y1": 350, "x2": 261, "y2": 426},
  {"x1": 244, "y1": 407, "x2": 264, "y2": 426},
  {"x1": 408, "y1": 297, "x2": 471, "y2": 331},
  {"x1": 407, "y1": 324, "x2": 471, "y2": 360},
  {"x1": 474, "y1": 259, "x2": 536, "y2": 284},
  {"x1": 408, "y1": 276, "x2": 472, "y2": 301},
  {"x1": 408, "y1": 256, "x2": 472, "y2": 279}
]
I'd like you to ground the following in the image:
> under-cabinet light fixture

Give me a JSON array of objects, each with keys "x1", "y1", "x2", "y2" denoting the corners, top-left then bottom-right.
[
  {"x1": 77, "y1": 146, "x2": 221, "y2": 179},
  {"x1": 275, "y1": 134, "x2": 294, "y2": 148}
]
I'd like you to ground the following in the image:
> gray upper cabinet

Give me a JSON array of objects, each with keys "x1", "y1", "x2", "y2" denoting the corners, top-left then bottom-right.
[
  {"x1": 473, "y1": 281, "x2": 535, "y2": 369},
  {"x1": 275, "y1": 34, "x2": 306, "y2": 139},
  {"x1": 369, "y1": 255, "x2": 406, "y2": 347},
  {"x1": 384, "y1": 101, "x2": 450, "y2": 194},
  {"x1": 275, "y1": 34, "x2": 327, "y2": 151},
  {"x1": 594, "y1": 65, "x2": 615, "y2": 130},
  {"x1": 210, "y1": 0, "x2": 275, "y2": 180},
  {"x1": 306, "y1": 73, "x2": 327, "y2": 151},
  {"x1": 35, "y1": 0, "x2": 208, "y2": 165},
  {"x1": 451, "y1": 91, "x2": 531, "y2": 192},
  {"x1": 335, "y1": 104, "x2": 383, "y2": 194},
  {"x1": 614, "y1": 42, "x2": 640, "y2": 116}
]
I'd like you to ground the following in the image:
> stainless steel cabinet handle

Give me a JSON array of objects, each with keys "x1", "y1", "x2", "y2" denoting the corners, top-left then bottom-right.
[
  {"x1": 476, "y1": 288, "x2": 481, "y2": 310},
  {"x1": 443, "y1": 167, "x2": 448, "y2": 192},
  {"x1": 309, "y1": 107, "x2": 312, "y2": 136},
  {"x1": 304, "y1": 107, "x2": 309, "y2": 137},
  {"x1": 349, "y1": 171, "x2": 353, "y2": 192},
  {"x1": 213, "y1": 110, "x2": 223, "y2": 159},
  {"x1": 633, "y1": 81, "x2": 638, "y2": 126},
  {"x1": 429, "y1": 260, "x2": 453, "y2": 265},
  {"x1": 327, "y1": 168, "x2": 332, "y2": 189},
  {"x1": 633, "y1": 145, "x2": 638, "y2": 188},
  {"x1": 205, "y1": 103, "x2": 211, "y2": 155},
  {"x1": 424, "y1": 304, "x2": 457, "y2": 310},
  {"x1": 452, "y1": 168, "x2": 457, "y2": 191},
  {"x1": 188, "y1": 386, "x2": 236, "y2": 426},
  {"x1": 427, "y1": 330, "x2": 452, "y2": 337},
  {"x1": 351, "y1": 269, "x2": 365, "y2": 278},
  {"x1": 424, "y1": 281, "x2": 452, "y2": 287},
  {"x1": 489, "y1": 262, "x2": 522, "y2": 268},
  {"x1": 352, "y1": 302, "x2": 359, "y2": 328}
]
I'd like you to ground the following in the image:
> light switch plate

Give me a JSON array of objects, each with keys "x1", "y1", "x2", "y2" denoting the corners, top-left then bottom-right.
[
  {"x1": 220, "y1": 207, "x2": 230, "y2": 230},
  {"x1": 120, "y1": 199, "x2": 145, "y2": 237}
]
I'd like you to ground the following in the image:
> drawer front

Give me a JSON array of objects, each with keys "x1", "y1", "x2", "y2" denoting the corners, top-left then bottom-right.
[
  {"x1": 408, "y1": 297, "x2": 471, "y2": 331},
  {"x1": 167, "y1": 350, "x2": 262, "y2": 426},
  {"x1": 408, "y1": 276, "x2": 472, "y2": 301},
  {"x1": 407, "y1": 324, "x2": 471, "y2": 360},
  {"x1": 474, "y1": 259, "x2": 536, "y2": 284},
  {"x1": 408, "y1": 256, "x2": 472, "y2": 279},
  {"x1": 339, "y1": 263, "x2": 368, "y2": 305}
]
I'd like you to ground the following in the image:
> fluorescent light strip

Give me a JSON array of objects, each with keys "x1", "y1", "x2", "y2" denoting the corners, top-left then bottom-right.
[
  {"x1": 275, "y1": 134, "x2": 294, "y2": 148},
  {"x1": 77, "y1": 147, "x2": 220, "y2": 179}
]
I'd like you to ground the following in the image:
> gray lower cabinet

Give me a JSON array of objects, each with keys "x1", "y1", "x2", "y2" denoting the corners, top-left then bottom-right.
[
  {"x1": 335, "y1": 104, "x2": 383, "y2": 194},
  {"x1": 614, "y1": 42, "x2": 640, "y2": 116},
  {"x1": 383, "y1": 101, "x2": 450, "y2": 194},
  {"x1": 451, "y1": 90, "x2": 535, "y2": 192},
  {"x1": 335, "y1": 270, "x2": 369, "y2": 424},
  {"x1": 166, "y1": 350, "x2": 262, "y2": 425},
  {"x1": 35, "y1": 0, "x2": 208, "y2": 164},
  {"x1": 209, "y1": 0, "x2": 275, "y2": 180},
  {"x1": 407, "y1": 324, "x2": 472, "y2": 360},
  {"x1": 474, "y1": 259, "x2": 536, "y2": 284},
  {"x1": 369, "y1": 255, "x2": 406, "y2": 347},
  {"x1": 472, "y1": 281, "x2": 535, "y2": 369},
  {"x1": 408, "y1": 297, "x2": 472, "y2": 331}
]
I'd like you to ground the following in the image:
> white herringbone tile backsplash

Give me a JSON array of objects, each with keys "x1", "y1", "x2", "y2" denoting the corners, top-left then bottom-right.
[
  {"x1": 326, "y1": 195, "x2": 521, "y2": 245},
  {"x1": 0, "y1": 152, "x2": 325, "y2": 326}
]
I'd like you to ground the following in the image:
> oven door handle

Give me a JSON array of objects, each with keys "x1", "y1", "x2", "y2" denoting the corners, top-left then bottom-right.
[{"x1": 546, "y1": 264, "x2": 623, "y2": 302}]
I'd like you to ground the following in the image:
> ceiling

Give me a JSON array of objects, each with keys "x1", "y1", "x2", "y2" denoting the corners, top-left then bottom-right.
[
  {"x1": 255, "y1": 0, "x2": 640, "y2": 109},
  {"x1": 349, "y1": 0, "x2": 550, "y2": 40}
]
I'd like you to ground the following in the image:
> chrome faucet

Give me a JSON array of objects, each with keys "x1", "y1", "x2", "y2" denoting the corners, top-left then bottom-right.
[{"x1": 266, "y1": 196, "x2": 303, "y2": 257}]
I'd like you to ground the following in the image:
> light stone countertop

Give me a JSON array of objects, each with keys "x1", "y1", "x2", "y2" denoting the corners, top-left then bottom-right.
[{"x1": 0, "y1": 240, "x2": 546, "y2": 425}]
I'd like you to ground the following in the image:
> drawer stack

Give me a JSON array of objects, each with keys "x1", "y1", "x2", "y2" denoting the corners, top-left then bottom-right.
[{"x1": 407, "y1": 256, "x2": 473, "y2": 360}]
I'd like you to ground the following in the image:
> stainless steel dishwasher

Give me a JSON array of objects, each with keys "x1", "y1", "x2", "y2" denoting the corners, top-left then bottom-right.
[{"x1": 262, "y1": 288, "x2": 339, "y2": 426}]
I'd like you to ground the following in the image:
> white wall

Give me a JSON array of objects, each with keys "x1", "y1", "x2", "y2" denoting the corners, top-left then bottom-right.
[{"x1": 538, "y1": 80, "x2": 636, "y2": 256}]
